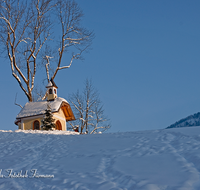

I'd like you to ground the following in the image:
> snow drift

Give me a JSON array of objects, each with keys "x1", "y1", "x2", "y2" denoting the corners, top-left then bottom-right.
[{"x1": 0, "y1": 127, "x2": 200, "y2": 189}]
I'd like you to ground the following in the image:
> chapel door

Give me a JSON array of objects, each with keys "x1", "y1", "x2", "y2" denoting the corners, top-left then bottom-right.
[
  {"x1": 56, "y1": 120, "x2": 62, "y2": 130},
  {"x1": 33, "y1": 120, "x2": 40, "y2": 130}
]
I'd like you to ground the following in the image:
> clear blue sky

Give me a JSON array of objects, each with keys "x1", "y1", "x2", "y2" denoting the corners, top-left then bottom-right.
[{"x1": 0, "y1": 0, "x2": 200, "y2": 132}]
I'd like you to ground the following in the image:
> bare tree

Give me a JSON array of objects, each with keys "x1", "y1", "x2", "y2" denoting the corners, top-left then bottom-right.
[
  {"x1": 0, "y1": 0, "x2": 93, "y2": 102},
  {"x1": 69, "y1": 79, "x2": 111, "y2": 134}
]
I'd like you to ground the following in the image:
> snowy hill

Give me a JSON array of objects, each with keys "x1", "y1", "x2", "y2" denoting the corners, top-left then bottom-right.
[
  {"x1": 0, "y1": 128, "x2": 200, "y2": 189},
  {"x1": 166, "y1": 112, "x2": 200, "y2": 129}
]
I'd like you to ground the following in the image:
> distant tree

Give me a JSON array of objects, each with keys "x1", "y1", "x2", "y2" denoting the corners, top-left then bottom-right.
[
  {"x1": 41, "y1": 104, "x2": 56, "y2": 130},
  {"x1": 166, "y1": 112, "x2": 200, "y2": 129},
  {"x1": 69, "y1": 79, "x2": 111, "y2": 134},
  {"x1": 0, "y1": 0, "x2": 93, "y2": 102}
]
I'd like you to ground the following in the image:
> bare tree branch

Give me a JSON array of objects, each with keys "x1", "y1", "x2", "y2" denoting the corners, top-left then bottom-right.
[
  {"x1": 90, "y1": 125, "x2": 111, "y2": 134},
  {"x1": 14, "y1": 93, "x2": 23, "y2": 108},
  {"x1": 51, "y1": 0, "x2": 94, "y2": 80}
]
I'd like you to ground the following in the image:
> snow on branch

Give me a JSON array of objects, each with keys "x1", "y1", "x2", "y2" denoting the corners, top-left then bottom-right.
[{"x1": 58, "y1": 54, "x2": 80, "y2": 70}]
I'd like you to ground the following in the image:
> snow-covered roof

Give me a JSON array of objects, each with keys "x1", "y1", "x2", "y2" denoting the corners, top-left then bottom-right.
[
  {"x1": 46, "y1": 81, "x2": 53, "y2": 88},
  {"x1": 16, "y1": 97, "x2": 69, "y2": 119},
  {"x1": 46, "y1": 78, "x2": 58, "y2": 88}
]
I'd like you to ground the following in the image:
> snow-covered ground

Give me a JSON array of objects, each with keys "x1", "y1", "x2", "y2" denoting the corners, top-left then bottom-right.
[{"x1": 0, "y1": 127, "x2": 200, "y2": 190}]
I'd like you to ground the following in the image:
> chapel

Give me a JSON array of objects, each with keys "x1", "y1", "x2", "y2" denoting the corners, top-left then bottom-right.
[{"x1": 15, "y1": 79, "x2": 75, "y2": 130}]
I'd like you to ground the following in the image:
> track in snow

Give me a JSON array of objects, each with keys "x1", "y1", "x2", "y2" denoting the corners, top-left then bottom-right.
[{"x1": 0, "y1": 127, "x2": 200, "y2": 189}]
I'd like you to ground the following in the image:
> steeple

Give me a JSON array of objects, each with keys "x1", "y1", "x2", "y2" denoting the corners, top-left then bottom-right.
[{"x1": 46, "y1": 78, "x2": 58, "y2": 101}]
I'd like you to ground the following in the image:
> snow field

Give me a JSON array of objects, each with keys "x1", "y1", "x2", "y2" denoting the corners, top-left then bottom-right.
[{"x1": 0, "y1": 127, "x2": 200, "y2": 189}]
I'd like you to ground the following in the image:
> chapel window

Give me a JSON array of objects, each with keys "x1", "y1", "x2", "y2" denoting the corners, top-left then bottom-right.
[{"x1": 49, "y1": 89, "x2": 52, "y2": 94}]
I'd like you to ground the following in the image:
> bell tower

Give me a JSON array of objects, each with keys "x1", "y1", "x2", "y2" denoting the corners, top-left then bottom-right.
[{"x1": 46, "y1": 78, "x2": 58, "y2": 101}]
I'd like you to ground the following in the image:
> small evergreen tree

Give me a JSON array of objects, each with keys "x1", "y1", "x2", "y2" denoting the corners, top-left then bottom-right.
[{"x1": 41, "y1": 104, "x2": 56, "y2": 130}]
